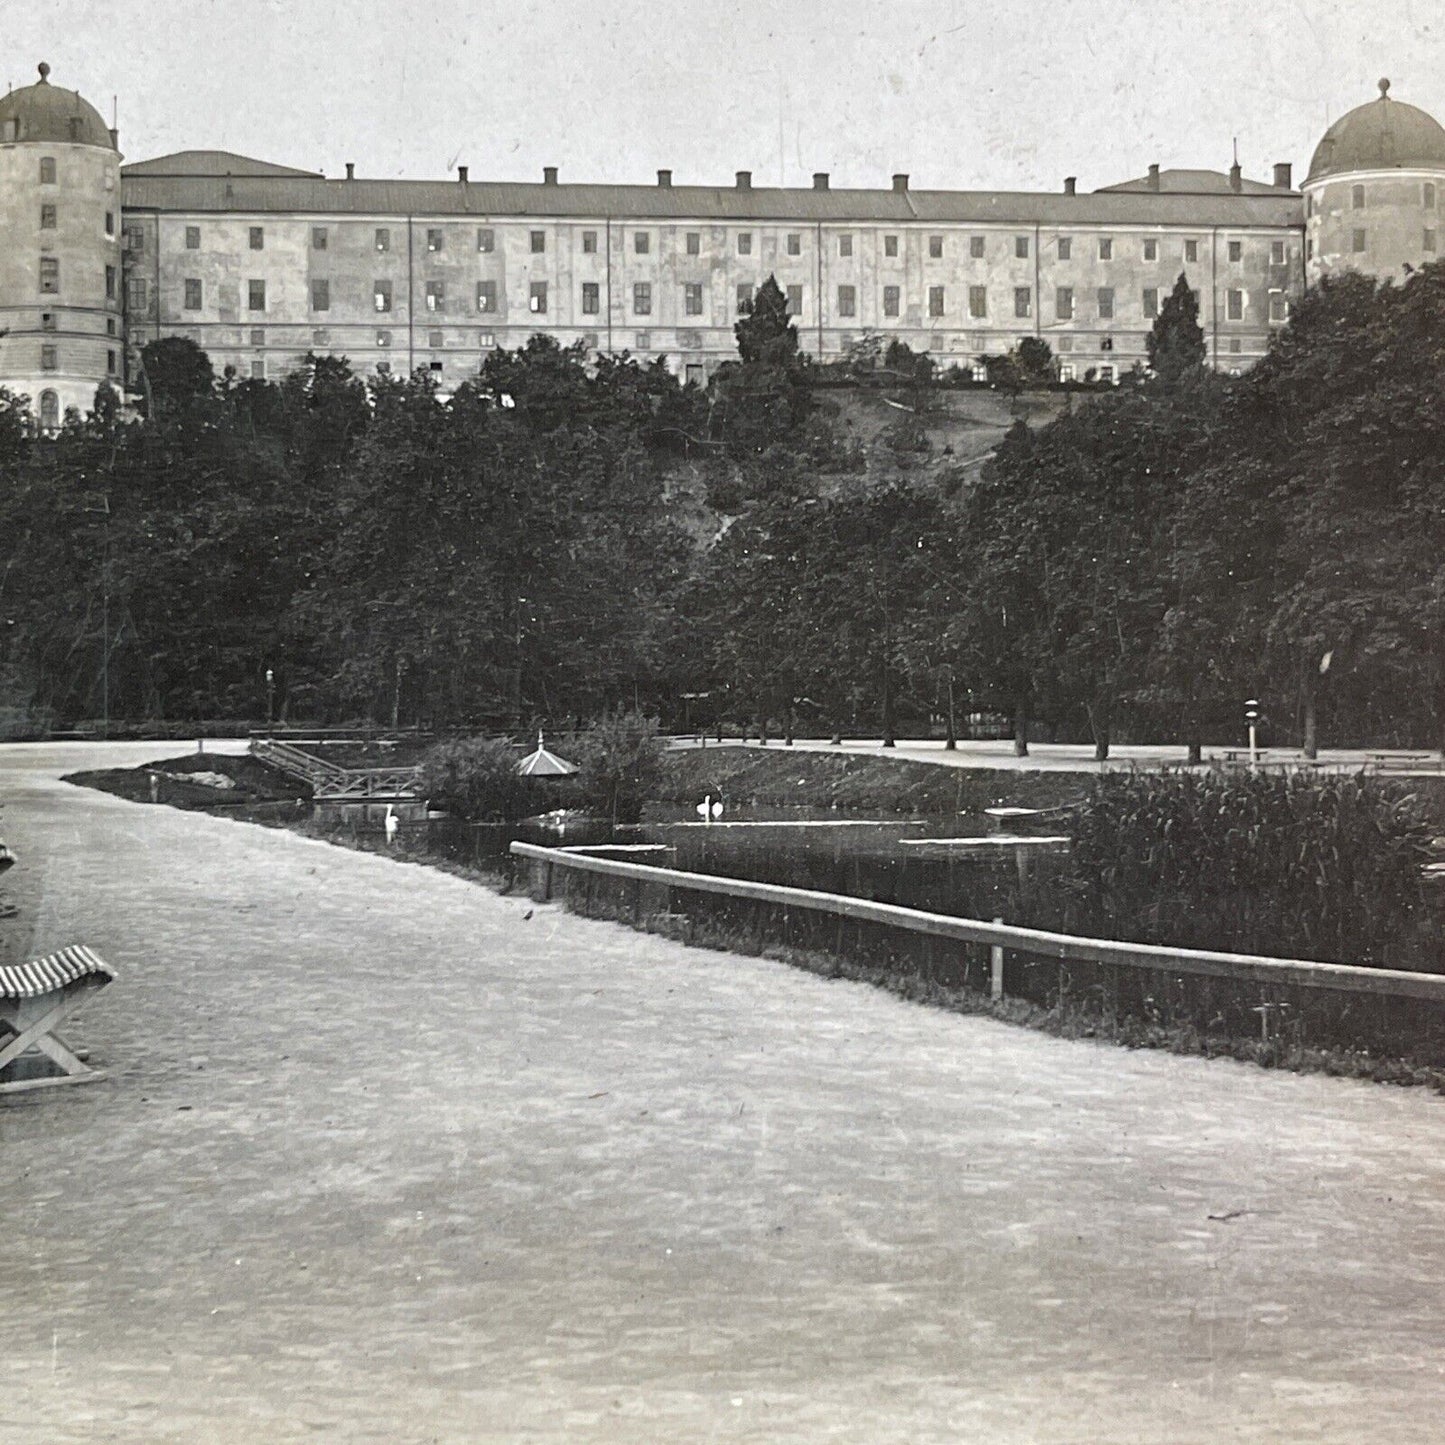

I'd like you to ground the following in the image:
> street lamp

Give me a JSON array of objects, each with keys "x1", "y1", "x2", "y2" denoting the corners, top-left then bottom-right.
[{"x1": 1245, "y1": 698, "x2": 1260, "y2": 769}]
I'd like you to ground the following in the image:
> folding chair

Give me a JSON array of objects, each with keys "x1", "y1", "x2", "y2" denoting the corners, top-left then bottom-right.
[{"x1": 0, "y1": 945, "x2": 115, "y2": 1094}]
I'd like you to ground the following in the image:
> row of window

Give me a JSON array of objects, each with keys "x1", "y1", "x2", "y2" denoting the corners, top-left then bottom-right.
[
  {"x1": 36, "y1": 205, "x2": 116, "y2": 236},
  {"x1": 33, "y1": 257, "x2": 118, "y2": 299},
  {"x1": 129, "y1": 221, "x2": 1293, "y2": 265},
  {"x1": 34, "y1": 343, "x2": 119, "y2": 374}
]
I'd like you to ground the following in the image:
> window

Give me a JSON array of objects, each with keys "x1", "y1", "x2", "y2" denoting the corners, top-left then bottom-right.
[
  {"x1": 1015, "y1": 236, "x2": 1030, "y2": 259},
  {"x1": 250, "y1": 327, "x2": 265, "y2": 346},
  {"x1": 248, "y1": 279, "x2": 266, "y2": 311},
  {"x1": 1143, "y1": 287, "x2": 1159, "y2": 318},
  {"x1": 1227, "y1": 289, "x2": 1244, "y2": 320},
  {"x1": 582, "y1": 230, "x2": 598, "y2": 254},
  {"x1": 420, "y1": 228, "x2": 439, "y2": 253},
  {"x1": 1353, "y1": 229, "x2": 1367, "y2": 253},
  {"x1": 1143, "y1": 239, "x2": 1158, "y2": 261},
  {"x1": 1058, "y1": 237, "x2": 1072, "y2": 260},
  {"x1": 686, "y1": 364, "x2": 705, "y2": 386},
  {"x1": 184, "y1": 278, "x2": 202, "y2": 310},
  {"x1": 107, "y1": 349, "x2": 117, "y2": 375},
  {"x1": 1098, "y1": 364, "x2": 1115, "y2": 384},
  {"x1": 635, "y1": 331, "x2": 650, "y2": 350},
  {"x1": 374, "y1": 279, "x2": 392, "y2": 312},
  {"x1": 1097, "y1": 287, "x2": 1115, "y2": 319},
  {"x1": 529, "y1": 281, "x2": 547, "y2": 313},
  {"x1": 39, "y1": 157, "x2": 56, "y2": 184},
  {"x1": 1184, "y1": 239, "x2": 1199, "y2": 263},
  {"x1": 883, "y1": 285, "x2": 900, "y2": 317},
  {"x1": 1426, "y1": 182, "x2": 1438, "y2": 208},
  {"x1": 1058, "y1": 363, "x2": 1075, "y2": 383},
  {"x1": 39, "y1": 389, "x2": 59, "y2": 429},
  {"x1": 375, "y1": 228, "x2": 390, "y2": 252},
  {"x1": 633, "y1": 281, "x2": 652, "y2": 315},
  {"x1": 429, "y1": 330, "x2": 443, "y2": 347},
  {"x1": 737, "y1": 232, "x2": 753, "y2": 256},
  {"x1": 683, "y1": 282, "x2": 702, "y2": 316},
  {"x1": 38, "y1": 257, "x2": 59, "y2": 294},
  {"x1": 968, "y1": 285, "x2": 987, "y2": 318},
  {"x1": 106, "y1": 317, "x2": 116, "y2": 336},
  {"x1": 249, "y1": 226, "x2": 264, "y2": 250},
  {"x1": 312, "y1": 226, "x2": 328, "y2": 250},
  {"x1": 313, "y1": 329, "x2": 330, "y2": 346},
  {"x1": 251, "y1": 359, "x2": 265, "y2": 380},
  {"x1": 426, "y1": 280, "x2": 445, "y2": 313},
  {"x1": 1057, "y1": 335, "x2": 1073, "y2": 353},
  {"x1": 40, "y1": 344, "x2": 57, "y2": 372},
  {"x1": 1352, "y1": 183, "x2": 1365, "y2": 209},
  {"x1": 1270, "y1": 239, "x2": 1286, "y2": 265},
  {"x1": 40, "y1": 203, "x2": 56, "y2": 230},
  {"x1": 785, "y1": 284, "x2": 802, "y2": 315},
  {"x1": 124, "y1": 225, "x2": 144, "y2": 253},
  {"x1": 837, "y1": 284, "x2": 856, "y2": 317},
  {"x1": 477, "y1": 280, "x2": 497, "y2": 312},
  {"x1": 178, "y1": 225, "x2": 199, "y2": 252},
  {"x1": 839, "y1": 234, "x2": 853, "y2": 257},
  {"x1": 929, "y1": 285, "x2": 945, "y2": 318},
  {"x1": 105, "y1": 264, "x2": 116, "y2": 300},
  {"x1": 1427, "y1": 228, "x2": 1439, "y2": 253},
  {"x1": 736, "y1": 282, "x2": 753, "y2": 313},
  {"x1": 1307, "y1": 238, "x2": 1314, "y2": 260},
  {"x1": 477, "y1": 227, "x2": 495, "y2": 252},
  {"x1": 576, "y1": 332, "x2": 594, "y2": 349},
  {"x1": 580, "y1": 281, "x2": 600, "y2": 314},
  {"x1": 1056, "y1": 286, "x2": 1074, "y2": 320},
  {"x1": 969, "y1": 236, "x2": 984, "y2": 259},
  {"x1": 786, "y1": 233, "x2": 801, "y2": 256},
  {"x1": 634, "y1": 231, "x2": 650, "y2": 255},
  {"x1": 1014, "y1": 286, "x2": 1031, "y2": 318},
  {"x1": 429, "y1": 361, "x2": 443, "y2": 374},
  {"x1": 126, "y1": 276, "x2": 147, "y2": 310},
  {"x1": 1268, "y1": 291, "x2": 1288, "y2": 323},
  {"x1": 930, "y1": 235, "x2": 945, "y2": 259},
  {"x1": 530, "y1": 230, "x2": 546, "y2": 253},
  {"x1": 1098, "y1": 238, "x2": 1113, "y2": 260},
  {"x1": 884, "y1": 235, "x2": 898, "y2": 258},
  {"x1": 376, "y1": 360, "x2": 391, "y2": 374},
  {"x1": 376, "y1": 330, "x2": 391, "y2": 347},
  {"x1": 686, "y1": 232, "x2": 700, "y2": 256},
  {"x1": 104, "y1": 211, "x2": 115, "y2": 237},
  {"x1": 1228, "y1": 240, "x2": 1242, "y2": 263},
  {"x1": 1228, "y1": 338, "x2": 1241, "y2": 354}
]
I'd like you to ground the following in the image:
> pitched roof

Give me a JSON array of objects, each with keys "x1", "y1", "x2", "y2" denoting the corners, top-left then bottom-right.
[
  {"x1": 1097, "y1": 168, "x2": 1290, "y2": 196},
  {"x1": 120, "y1": 171, "x2": 1304, "y2": 228},
  {"x1": 122, "y1": 149, "x2": 321, "y2": 179}
]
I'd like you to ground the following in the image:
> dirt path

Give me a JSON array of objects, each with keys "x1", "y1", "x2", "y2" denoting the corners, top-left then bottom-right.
[{"x1": 1, "y1": 743, "x2": 1441, "y2": 1443}]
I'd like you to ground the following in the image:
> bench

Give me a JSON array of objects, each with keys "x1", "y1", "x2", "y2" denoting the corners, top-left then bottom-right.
[{"x1": 0, "y1": 946, "x2": 115, "y2": 1094}]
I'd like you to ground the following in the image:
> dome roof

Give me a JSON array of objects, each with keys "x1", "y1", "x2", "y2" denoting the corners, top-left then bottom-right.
[
  {"x1": 0, "y1": 63, "x2": 114, "y2": 150},
  {"x1": 1307, "y1": 80, "x2": 1445, "y2": 184}
]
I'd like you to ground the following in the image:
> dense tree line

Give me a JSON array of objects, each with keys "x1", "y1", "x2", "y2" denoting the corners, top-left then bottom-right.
[{"x1": 3, "y1": 265, "x2": 1445, "y2": 751}]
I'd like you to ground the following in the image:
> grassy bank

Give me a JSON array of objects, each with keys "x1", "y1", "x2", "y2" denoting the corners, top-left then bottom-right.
[{"x1": 656, "y1": 744, "x2": 1090, "y2": 816}]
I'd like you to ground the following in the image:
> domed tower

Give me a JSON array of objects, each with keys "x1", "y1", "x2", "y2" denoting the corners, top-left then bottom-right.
[
  {"x1": 0, "y1": 63, "x2": 122, "y2": 429},
  {"x1": 1304, "y1": 79, "x2": 1445, "y2": 285}
]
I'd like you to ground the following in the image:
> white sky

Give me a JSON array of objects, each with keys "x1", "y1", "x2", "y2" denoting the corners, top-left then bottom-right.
[{"x1": 8, "y1": 0, "x2": 1442, "y2": 192}]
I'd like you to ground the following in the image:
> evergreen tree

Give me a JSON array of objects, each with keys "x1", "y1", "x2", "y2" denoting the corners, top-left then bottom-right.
[
  {"x1": 1147, "y1": 273, "x2": 1206, "y2": 384},
  {"x1": 733, "y1": 275, "x2": 798, "y2": 367}
]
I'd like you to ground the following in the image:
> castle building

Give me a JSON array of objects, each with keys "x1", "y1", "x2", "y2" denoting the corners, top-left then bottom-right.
[{"x1": 1, "y1": 66, "x2": 1442, "y2": 416}]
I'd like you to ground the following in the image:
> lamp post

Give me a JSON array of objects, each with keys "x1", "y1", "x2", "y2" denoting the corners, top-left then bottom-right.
[{"x1": 1245, "y1": 698, "x2": 1260, "y2": 769}]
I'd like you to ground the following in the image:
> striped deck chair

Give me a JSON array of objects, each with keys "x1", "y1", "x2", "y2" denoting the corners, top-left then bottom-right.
[{"x1": 0, "y1": 946, "x2": 115, "y2": 1094}]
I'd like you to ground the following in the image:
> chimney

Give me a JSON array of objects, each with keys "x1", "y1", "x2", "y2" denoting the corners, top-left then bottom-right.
[
  {"x1": 736, "y1": 170, "x2": 752, "y2": 190},
  {"x1": 1273, "y1": 161, "x2": 1293, "y2": 190},
  {"x1": 1148, "y1": 163, "x2": 1160, "y2": 191},
  {"x1": 813, "y1": 171, "x2": 829, "y2": 190},
  {"x1": 657, "y1": 168, "x2": 672, "y2": 187},
  {"x1": 1063, "y1": 176, "x2": 1076, "y2": 195},
  {"x1": 457, "y1": 165, "x2": 468, "y2": 184},
  {"x1": 1229, "y1": 160, "x2": 1242, "y2": 193},
  {"x1": 109, "y1": 127, "x2": 119, "y2": 149},
  {"x1": 345, "y1": 162, "x2": 355, "y2": 181},
  {"x1": 892, "y1": 173, "x2": 909, "y2": 192},
  {"x1": 543, "y1": 166, "x2": 558, "y2": 185}
]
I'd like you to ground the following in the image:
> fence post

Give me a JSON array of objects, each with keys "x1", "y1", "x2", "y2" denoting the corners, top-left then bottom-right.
[{"x1": 991, "y1": 917, "x2": 1005, "y2": 1001}]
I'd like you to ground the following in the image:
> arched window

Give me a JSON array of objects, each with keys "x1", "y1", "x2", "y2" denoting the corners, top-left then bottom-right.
[
  {"x1": 39, "y1": 156, "x2": 56, "y2": 184},
  {"x1": 39, "y1": 390, "x2": 60, "y2": 432}
]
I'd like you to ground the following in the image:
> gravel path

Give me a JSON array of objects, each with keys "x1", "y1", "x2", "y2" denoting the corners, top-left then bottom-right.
[{"x1": 1, "y1": 743, "x2": 1441, "y2": 1443}]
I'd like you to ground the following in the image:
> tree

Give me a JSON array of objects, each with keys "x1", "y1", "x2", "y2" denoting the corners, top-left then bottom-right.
[
  {"x1": 733, "y1": 275, "x2": 798, "y2": 367},
  {"x1": 1014, "y1": 336, "x2": 1056, "y2": 386},
  {"x1": 1147, "y1": 273, "x2": 1206, "y2": 385},
  {"x1": 140, "y1": 336, "x2": 216, "y2": 415}
]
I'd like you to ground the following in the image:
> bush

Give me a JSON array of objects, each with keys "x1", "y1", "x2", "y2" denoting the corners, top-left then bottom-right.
[
  {"x1": 416, "y1": 736, "x2": 537, "y2": 822},
  {"x1": 571, "y1": 710, "x2": 665, "y2": 824},
  {"x1": 1052, "y1": 770, "x2": 1434, "y2": 966}
]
